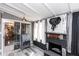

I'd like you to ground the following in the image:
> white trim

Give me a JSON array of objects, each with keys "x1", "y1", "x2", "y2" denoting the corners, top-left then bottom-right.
[
  {"x1": 1, "y1": 18, "x2": 4, "y2": 55},
  {"x1": 2, "y1": 18, "x2": 31, "y2": 24}
]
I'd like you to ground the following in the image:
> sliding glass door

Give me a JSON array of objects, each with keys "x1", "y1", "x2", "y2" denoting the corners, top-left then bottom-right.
[
  {"x1": 14, "y1": 22, "x2": 31, "y2": 50},
  {"x1": 14, "y1": 22, "x2": 21, "y2": 50},
  {"x1": 21, "y1": 23, "x2": 30, "y2": 50},
  {"x1": 2, "y1": 20, "x2": 15, "y2": 55}
]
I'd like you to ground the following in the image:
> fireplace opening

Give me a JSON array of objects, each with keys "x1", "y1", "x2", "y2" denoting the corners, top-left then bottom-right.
[{"x1": 49, "y1": 42, "x2": 62, "y2": 55}]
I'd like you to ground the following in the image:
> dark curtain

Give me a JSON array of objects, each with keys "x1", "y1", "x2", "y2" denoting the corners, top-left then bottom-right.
[{"x1": 72, "y1": 12, "x2": 79, "y2": 55}]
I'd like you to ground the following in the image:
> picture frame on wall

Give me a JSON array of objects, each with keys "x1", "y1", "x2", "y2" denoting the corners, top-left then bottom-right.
[{"x1": 47, "y1": 14, "x2": 67, "y2": 34}]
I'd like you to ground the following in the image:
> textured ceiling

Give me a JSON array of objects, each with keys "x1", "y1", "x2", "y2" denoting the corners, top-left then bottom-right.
[{"x1": 0, "y1": 3, "x2": 79, "y2": 21}]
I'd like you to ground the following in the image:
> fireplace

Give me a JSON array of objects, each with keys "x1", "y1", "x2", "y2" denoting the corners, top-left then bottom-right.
[
  {"x1": 49, "y1": 42, "x2": 62, "y2": 55},
  {"x1": 45, "y1": 32, "x2": 66, "y2": 56}
]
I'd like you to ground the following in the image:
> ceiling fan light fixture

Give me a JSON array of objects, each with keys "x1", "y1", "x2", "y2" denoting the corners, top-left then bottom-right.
[{"x1": 22, "y1": 17, "x2": 27, "y2": 21}]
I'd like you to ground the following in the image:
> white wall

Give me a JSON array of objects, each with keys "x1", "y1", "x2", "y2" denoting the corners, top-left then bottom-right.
[{"x1": 47, "y1": 14, "x2": 67, "y2": 34}]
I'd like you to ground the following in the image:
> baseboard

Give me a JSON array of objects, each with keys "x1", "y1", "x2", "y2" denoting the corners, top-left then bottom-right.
[{"x1": 33, "y1": 41, "x2": 46, "y2": 50}]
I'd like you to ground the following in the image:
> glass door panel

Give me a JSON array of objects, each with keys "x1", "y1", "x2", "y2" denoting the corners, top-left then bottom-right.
[
  {"x1": 21, "y1": 23, "x2": 30, "y2": 49},
  {"x1": 4, "y1": 22, "x2": 14, "y2": 46},
  {"x1": 14, "y1": 22, "x2": 21, "y2": 50}
]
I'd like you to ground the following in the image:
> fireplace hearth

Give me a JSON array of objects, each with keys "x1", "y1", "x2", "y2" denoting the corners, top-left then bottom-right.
[{"x1": 49, "y1": 42, "x2": 62, "y2": 55}]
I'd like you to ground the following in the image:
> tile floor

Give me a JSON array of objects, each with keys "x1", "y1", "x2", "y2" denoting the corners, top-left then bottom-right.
[
  {"x1": 6, "y1": 45, "x2": 61, "y2": 56},
  {"x1": 8, "y1": 45, "x2": 44, "y2": 56}
]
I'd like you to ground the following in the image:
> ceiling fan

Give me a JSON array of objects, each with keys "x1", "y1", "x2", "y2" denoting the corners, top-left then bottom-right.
[{"x1": 22, "y1": 17, "x2": 27, "y2": 21}]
